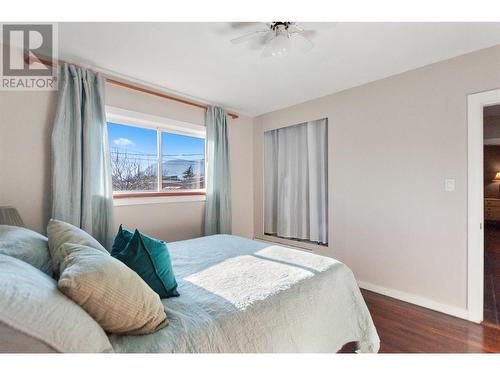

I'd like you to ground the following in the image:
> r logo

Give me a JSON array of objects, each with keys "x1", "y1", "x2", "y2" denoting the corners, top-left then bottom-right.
[{"x1": 2, "y1": 24, "x2": 53, "y2": 76}]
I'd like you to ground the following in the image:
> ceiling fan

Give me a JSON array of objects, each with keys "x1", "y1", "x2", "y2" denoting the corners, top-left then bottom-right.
[{"x1": 230, "y1": 22, "x2": 316, "y2": 58}]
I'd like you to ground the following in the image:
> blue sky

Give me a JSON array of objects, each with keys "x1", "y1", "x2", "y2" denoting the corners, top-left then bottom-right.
[{"x1": 107, "y1": 122, "x2": 204, "y2": 161}]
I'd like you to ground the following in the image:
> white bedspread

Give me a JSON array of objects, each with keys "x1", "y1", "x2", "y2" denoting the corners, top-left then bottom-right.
[{"x1": 108, "y1": 235, "x2": 379, "y2": 353}]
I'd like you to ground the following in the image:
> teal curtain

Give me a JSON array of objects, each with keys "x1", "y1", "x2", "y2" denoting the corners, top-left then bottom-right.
[
  {"x1": 204, "y1": 106, "x2": 232, "y2": 235},
  {"x1": 51, "y1": 64, "x2": 114, "y2": 249}
]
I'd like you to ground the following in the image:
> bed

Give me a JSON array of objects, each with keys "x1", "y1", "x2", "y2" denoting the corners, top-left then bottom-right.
[{"x1": 108, "y1": 235, "x2": 380, "y2": 353}]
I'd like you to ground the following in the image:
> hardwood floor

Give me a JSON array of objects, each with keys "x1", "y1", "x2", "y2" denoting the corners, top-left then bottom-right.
[
  {"x1": 340, "y1": 223, "x2": 500, "y2": 353},
  {"x1": 484, "y1": 223, "x2": 500, "y2": 324},
  {"x1": 340, "y1": 289, "x2": 500, "y2": 353}
]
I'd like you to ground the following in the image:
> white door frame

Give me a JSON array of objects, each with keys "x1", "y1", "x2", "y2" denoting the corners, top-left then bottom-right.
[{"x1": 467, "y1": 88, "x2": 500, "y2": 323}]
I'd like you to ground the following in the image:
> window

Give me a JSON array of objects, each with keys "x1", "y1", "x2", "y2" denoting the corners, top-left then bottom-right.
[
  {"x1": 161, "y1": 132, "x2": 205, "y2": 191},
  {"x1": 106, "y1": 110, "x2": 205, "y2": 198},
  {"x1": 108, "y1": 123, "x2": 159, "y2": 192}
]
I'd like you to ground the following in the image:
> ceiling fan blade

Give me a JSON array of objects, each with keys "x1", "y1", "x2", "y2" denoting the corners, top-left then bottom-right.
[
  {"x1": 299, "y1": 22, "x2": 338, "y2": 31},
  {"x1": 256, "y1": 30, "x2": 276, "y2": 46},
  {"x1": 298, "y1": 29, "x2": 317, "y2": 39},
  {"x1": 288, "y1": 27, "x2": 317, "y2": 38},
  {"x1": 246, "y1": 32, "x2": 275, "y2": 50},
  {"x1": 287, "y1": 23, "x2": 303, "y2": 33},
  {"x1": 230, "y1": 30, "x2": 270, "y2": 44},
  {"x1": 228, "y1": 22, "x2": 263, "y2": 30}
]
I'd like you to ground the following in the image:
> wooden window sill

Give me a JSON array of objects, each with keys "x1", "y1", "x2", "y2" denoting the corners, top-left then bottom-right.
[{"x1": 113, "y1": 192, "x2": 206, "y2": 206}]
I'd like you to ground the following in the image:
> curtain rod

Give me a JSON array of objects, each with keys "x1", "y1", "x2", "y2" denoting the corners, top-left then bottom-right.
[{"x1": 26, "y1": 56, "x2": 239, "y2": 119}]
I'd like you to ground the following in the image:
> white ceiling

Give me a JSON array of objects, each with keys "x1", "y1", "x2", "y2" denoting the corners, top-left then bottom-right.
[{"x1": 57, "y1": 22, "x2": 500, "y2": 116}]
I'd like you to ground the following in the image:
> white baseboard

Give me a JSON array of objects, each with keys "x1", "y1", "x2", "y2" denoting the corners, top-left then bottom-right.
[{"x1": 357, "y1": 280, "x2": 470, "y2": 321}]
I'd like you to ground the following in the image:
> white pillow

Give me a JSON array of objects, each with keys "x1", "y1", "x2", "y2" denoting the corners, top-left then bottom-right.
[
  {"x1": 47, "y1": 219, "x2": 108, "y2": 276},
  {"x1": 0, "y1": 225, "x2": 52, "y2": 276},
  {"x1": 0, "y1": 254, "x2": 113, "y2": 353}
]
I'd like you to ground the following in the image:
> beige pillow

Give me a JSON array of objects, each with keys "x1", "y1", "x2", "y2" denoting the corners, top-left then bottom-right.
[
  {"x1": 58, "y1": 243, "x2": 168, "y2": 335},
  {"x1": 47, "y1": 219, "x2": 108, "y2": 276}
]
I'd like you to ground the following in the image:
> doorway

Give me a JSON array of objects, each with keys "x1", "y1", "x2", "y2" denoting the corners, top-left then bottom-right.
[
  {"x1": 468, "y1": 88, "x2": 500, "y2": 324},
  {"x1": 483, "y1": 104, "x2": 500, "y2": 325}
]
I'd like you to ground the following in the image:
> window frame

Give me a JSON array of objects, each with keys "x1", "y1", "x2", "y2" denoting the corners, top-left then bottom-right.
[{"x1": 106, "y1": 106, "x2": 207, "y2": 200}]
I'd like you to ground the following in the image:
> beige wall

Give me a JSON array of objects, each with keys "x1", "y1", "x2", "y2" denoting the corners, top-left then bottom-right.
[
  {"x1": 0, "y1": 82, "x2": 254, "y2": 241},
  {"x1": 254, "y1": 45, "x2": 500, "y2": 311},
  {"x1": 0, "y1": 90, "x2": 57, "y2": 232}
]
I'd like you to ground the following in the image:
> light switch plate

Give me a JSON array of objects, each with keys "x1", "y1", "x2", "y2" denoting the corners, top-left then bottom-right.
[{"x1": 445, "y1": 178, "x2": 456, "y2": 192}]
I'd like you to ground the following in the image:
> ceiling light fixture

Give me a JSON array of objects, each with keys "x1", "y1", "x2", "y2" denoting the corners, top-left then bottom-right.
[
  {"x1": 230, "y1": 22, "x2": 315, "y2": 58},
  {"x1": 268, "y1": 27, "x2": 291, "y2": 57}
]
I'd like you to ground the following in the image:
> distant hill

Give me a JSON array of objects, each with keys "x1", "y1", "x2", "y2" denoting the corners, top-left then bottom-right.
[{"x1": 162, "y1": 159, "x2": 205, "y2": 179}]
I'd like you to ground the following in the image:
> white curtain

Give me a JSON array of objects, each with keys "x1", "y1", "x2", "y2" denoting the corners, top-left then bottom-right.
[{"x1": 264, "y1": 118, "x2": 328, "y2": 244}]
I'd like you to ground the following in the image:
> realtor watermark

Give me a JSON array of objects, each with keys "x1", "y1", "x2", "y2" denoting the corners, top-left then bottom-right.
[{"x1": 0, "y1": 23, "x2": 58, "y2": 90}]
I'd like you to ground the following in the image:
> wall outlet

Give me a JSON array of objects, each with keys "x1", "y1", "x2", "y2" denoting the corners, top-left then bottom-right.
[{"x1": 445, "y1": 178, "x2": 456, "y2": 192}]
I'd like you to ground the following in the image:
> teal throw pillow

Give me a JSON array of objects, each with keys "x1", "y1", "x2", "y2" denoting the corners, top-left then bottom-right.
[{"x1": 112, "y1": 227, "x2": 179, "y2": 298}]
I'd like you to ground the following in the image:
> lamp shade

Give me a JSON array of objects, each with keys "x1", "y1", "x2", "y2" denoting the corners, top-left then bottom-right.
[
  {"x1": 493, "y1": 172, "x2": 500, "y2": 181},
  {"x1": 269, "y1": 32, "x2": 291, "y2": 57},
  {"x1": 0, "y1": 206, "x2": 25, "y2": 227}
]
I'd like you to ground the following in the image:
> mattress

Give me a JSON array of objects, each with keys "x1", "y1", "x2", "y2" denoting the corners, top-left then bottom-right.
[{"x1": 108, "y1": 235, "x2": 379, "y2": 353}]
